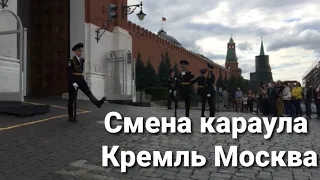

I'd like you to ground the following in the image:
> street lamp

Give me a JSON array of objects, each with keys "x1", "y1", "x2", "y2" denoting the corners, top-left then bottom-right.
[
  {"x1": 1, "y1": 0, "x2": 8, "y2": 9},
  {"x1": 122, "y1": 1, "x2": 146, "y2": 21}
]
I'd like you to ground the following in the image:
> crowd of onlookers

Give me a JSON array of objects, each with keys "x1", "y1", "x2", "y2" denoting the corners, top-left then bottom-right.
[{"x1": 233, "y1": 81, "x2": 320, "y2": 118}]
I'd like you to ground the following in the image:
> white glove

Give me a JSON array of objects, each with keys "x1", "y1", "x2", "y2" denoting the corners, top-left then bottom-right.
[
  {"x1": 169, "y1": 90, "x2": 172, "y2": 93},
  {"x1": 181, "y1": 71, "x2": 186, "y2": 75},
  {"x1": 174, "y1": 90, "x2": 176, "y2": 96},
  {"x1": 207, "y1": 94, "x2": 211, "y2": 97},
  {"x1": 72, "y1": 83, "x2": 78, "y2": 90}
]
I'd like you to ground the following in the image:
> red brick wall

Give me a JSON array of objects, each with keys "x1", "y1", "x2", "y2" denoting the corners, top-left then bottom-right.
[
  {"x1": 85, "y1": 0, "x2": 234, "y2": 81},
  {"x1": 128, "y1": 21, "x2": 234, "y2": 82},
  {"x1": 85, "y1": 0, "x2": 128, "y2": 30}
]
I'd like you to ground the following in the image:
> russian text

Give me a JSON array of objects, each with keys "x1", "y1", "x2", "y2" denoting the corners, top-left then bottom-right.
[
  {"x1": 104, "y1": 112, "x2": 191, "y2": 134},
  {"x1": 201, "y1": 117, "x2": 308, "y2": 139},
  {"x1": 215, "y1": 146, "x2": 317, "y2": 167},
  {"x1": 102, "y1": 146, "x2": 206, "y2": 172}
]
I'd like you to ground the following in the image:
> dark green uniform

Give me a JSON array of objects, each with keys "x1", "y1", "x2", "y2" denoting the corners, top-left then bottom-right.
[
  {"x1": 68, "y1": 43, "x2": 106, "y2": 122},
  {"x1": 191, "y1": 69, "x2": 207, "y2": 117},
  {"x1": 167, "y1": 73, "x2": 178, "y2": 117},
  {"x1": 177, "y1": 60, "x2": 194, "y2": 117},
  {"x1": 206, "y1": 66, "x2": 216, "y2": 117}
]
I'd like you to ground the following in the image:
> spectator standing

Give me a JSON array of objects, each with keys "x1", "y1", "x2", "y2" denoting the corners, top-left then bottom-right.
[
  {"x1": 222, "y1": 89, "x2": 229, "y2": 109},
  {"x1": 314, "y1": 81, "x2": 320, "y2": 119},
  {"x1": 261, "y1": 84, "x2": 269, "y2": 115},
  {"x1": 242, "y1": 95, "x2": 248, "y2": 112},
  {"x1": 292, "y1": 82, "x2": 303, "y2": 117},
  {"x1": 275, "y1": 81, "x2": 284, "y2": 117},
  {"x1": 247, "y1": 89, "x2": 254, "y2": 113},
  {"x1": 304, "y1": 82, "x2": 313, "y2": 119},
  {"x1": 268, "y1": 82, "x2": 277, "y2": 116},
  {"x1": 235, "y1": 87, "x2": 243, "y2": 112},
  {"x1": 282, "y1": 82, "x2": 292, "y2": 116}
]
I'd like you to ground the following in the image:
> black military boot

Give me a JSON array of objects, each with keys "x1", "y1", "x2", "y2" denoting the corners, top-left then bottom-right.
[
  {"x1": 69, "y1": 116, "x2": 77, "y2": 123},
  {"x1": 97, "y1": 97, "x2": 106, "y2": 108},
  {"x1": 186, "y1": 108, "x2": 189, "y2": 117},
  {"x1": 88, "y1": 94, "x2": 106, "y2": 108}
]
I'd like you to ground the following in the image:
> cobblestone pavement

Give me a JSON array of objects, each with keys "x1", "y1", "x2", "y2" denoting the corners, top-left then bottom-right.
[{"x1": 1, "y1": 99, "x2": 320, "y2": 180}]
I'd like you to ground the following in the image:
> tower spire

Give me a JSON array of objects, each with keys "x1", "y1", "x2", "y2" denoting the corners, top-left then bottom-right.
[{"x1": 260, "y1": 36, "x2": 265, "y2": 56}]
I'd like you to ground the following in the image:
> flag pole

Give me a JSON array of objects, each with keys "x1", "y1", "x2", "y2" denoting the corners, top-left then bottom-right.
[{"x1": 161, "y1": 15, "x2": 163, "y2": 30}]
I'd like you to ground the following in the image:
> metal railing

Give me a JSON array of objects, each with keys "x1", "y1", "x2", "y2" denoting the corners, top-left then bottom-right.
[
  {"x1": 0, "y1": 9, "x2": 24, "y2": 102},
  {"x1": 302, "y1": 58, "x2": 320, "y2": 80}
]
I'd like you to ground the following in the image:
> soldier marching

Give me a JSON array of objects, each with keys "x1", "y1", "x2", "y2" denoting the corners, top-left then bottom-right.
[
  {"x1": 177, "y1": 60, "x2": 195, "y2": 117},
  {"x1": 191, "y1": 68, "x2": 208, "y2": 117},
  {"x1": 206, "y1": 63, "x2": 216, "y2": 117},
  {"x1": 167, "y1": 69, "x2": 178, "y2": 117},
  {"x1": 165, "y1": 60, "x2": 217, "y2": 118},
  {"x1": 67, "y1": 43, "x2": 106, "y2": 123}
]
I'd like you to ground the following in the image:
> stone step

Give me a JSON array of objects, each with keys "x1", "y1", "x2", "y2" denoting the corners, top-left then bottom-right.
[{"x1": 0, "y1": 102, "x2": 50, "y2": 117}]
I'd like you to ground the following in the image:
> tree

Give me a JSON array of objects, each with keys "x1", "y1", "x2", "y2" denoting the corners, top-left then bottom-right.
[
  {"x1": 158, "y1": 53, "x2": 169, "y2": 87},
  {"x1": 135, "y1": 52, "x2": 146, "y2": 90},
  {"x1": 216, "y1": 69, "x2": 224, "y2": 91},
  {"x1": 224, "y1": 72, "x2": 228, "y2": 90},
  {"x1": 164, "y1": 51, "x2": 171, "y2": 70},
  {"x1": 144, "y1": 58, "x2": 160, "y2": 88},
  {"x1": 227, "y1": 75, "x2": 238, "y2": 96},
  {"x1": 173, "y1": 62, "x2": 179, "y2": 76}
]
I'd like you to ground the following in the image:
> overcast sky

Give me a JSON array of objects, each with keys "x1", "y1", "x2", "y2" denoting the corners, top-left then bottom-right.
[{"x1": 128, "y1": 0, "x2": 320, "y2": 82}]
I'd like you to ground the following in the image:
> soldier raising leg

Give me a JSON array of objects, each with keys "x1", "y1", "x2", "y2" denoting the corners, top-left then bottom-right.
[{"x1": 67, "y1": 43, "x2": 106, "y2": 122}]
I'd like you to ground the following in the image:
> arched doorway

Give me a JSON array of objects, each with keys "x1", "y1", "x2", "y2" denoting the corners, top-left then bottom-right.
[
  {"x1": 105, "y1": 50, "x2": 135, "y2": 102},
  {"x1": 23, "y1": 0, "x2": 70, "y2": 96}
]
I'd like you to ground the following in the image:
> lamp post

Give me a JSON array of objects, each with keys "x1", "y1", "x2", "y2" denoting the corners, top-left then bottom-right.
[
  {"x1": 95, "y1": 2, "x2": 146, "y2": 43},
  {"x1": 1, "y1": 0, "x2": 8, "y2": 9},
  {"x1": 122, "y1": 1, "x2": 146, "y2": 21}
]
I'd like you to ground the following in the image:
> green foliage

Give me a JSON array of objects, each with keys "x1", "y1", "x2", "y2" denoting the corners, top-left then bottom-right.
[
  {"x1": 227, "y1": 75, "x2": 238, "y2": 97},
  {"x1": 144, "y1": 59, "x2": 160, "y2": 88},
  {"x1": 164, "y1": 51, "x2": 171, "y2": 70},
  {"x1": 157, "y1": 52, "x2": 173, "y2": 87},
  {"x1": 224, "y1": 72, "x2": 228, "y2": 90},
  {"x1": 173, "y1": 62, "x2": 179, "y2": 76},
  {"x1": 216, "y1": 69, "x2": 224, "y2": 90},
  {"x1": 226, "y1": 75, "x2": 250, "y2": 96},
  {"x1": 158, "y1": 53, "x2": 169, "y2": 87},
  {"x1": 145, "y1": 87, "x2": 168, "y2": 100},
  {"x1": 135, "y1": 52, "x2": 146, "y2": 90}
]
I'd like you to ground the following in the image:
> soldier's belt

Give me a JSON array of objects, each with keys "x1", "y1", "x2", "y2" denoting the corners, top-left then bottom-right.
[
  {"x1": 72, "y1": 73, "x2": 83, "y2": 76},
  {"x1": 198, "y1": 86, "x2": 205, "y2": 88},
  {"x1": 181, "y1": 82, "x2": 190, "y2": 85}
]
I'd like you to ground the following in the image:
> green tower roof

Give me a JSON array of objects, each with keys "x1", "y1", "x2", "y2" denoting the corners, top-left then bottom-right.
[
  {"x1": 228, "y1": 37, "x2": 234, "y2": 44},
  {"x1": 226, "y1": 37, "x2": 237, "y2": 62}
]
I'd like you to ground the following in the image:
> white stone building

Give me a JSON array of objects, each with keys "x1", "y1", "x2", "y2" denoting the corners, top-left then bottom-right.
[{"x1": 0, "y1": 0, "x2": 137, "y2": 102}]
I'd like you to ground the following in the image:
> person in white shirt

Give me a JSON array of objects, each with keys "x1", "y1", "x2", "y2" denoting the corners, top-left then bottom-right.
[
  {"x1": 242, "y1": 95, "x2": 248, "y2": 112},
  {"x1": 282, "y1": 82, "x2": 292, "y2": 116}
]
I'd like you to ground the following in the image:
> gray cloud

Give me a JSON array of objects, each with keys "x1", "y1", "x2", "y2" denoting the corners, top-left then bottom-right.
[
  {"x1": 239, "y1": 63, "x2": 255, "y2": 74},
  {"x1": 128, "y1": 0, "x2": 320, "y2": 80},
  {"x1": 271, "y1": 62, "x2": 299, "y2": 70},
  {"x1": 207, "y1": 54, "x2": 226, "y2": 60},
  {"x1": 267, "y1": 29, "x2": 320, "y2": 52},
  {"x1": 238, "y1": 42, "x2": 253, "y2": 51}
]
